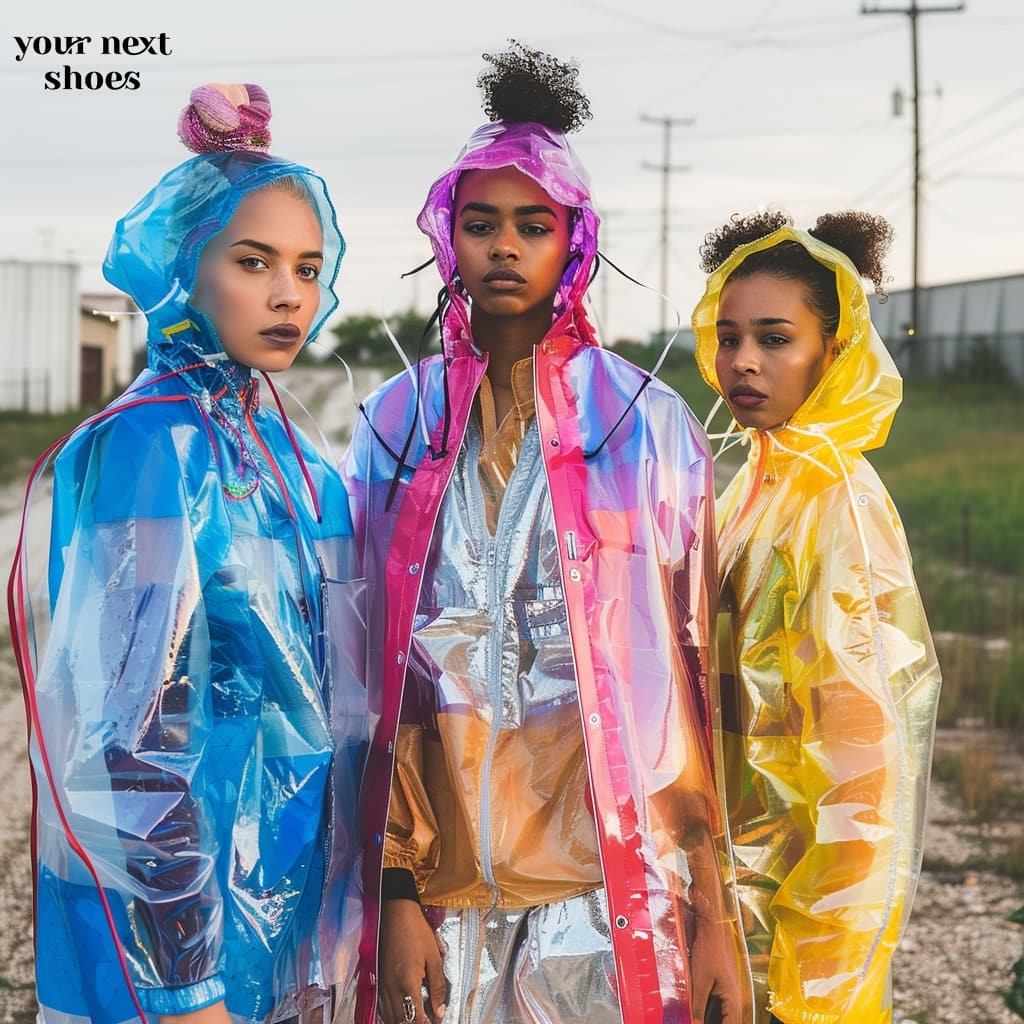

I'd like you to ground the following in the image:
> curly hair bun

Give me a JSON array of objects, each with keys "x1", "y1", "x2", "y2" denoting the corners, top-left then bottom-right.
[
  {"x1": 699, "y1": 208, "x2": 894, "y2": 293},
  {"x1": 809, "y1": 211, "x2": 894, "y2": 292},
  {"x1": 477, "y1": 40, "x2": 592, "y2": 135},
  {"x1": 177, "y1": 82, "x2": 272, "y2": 155}
]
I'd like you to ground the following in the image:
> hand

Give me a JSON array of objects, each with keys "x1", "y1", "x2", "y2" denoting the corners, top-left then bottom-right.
[
  {"x1": 379, "y1": 899, "x2": 447, "y2": 1024},
  {"x1": 689, "y1": 914, "x2": 743, "y2": 1024}
]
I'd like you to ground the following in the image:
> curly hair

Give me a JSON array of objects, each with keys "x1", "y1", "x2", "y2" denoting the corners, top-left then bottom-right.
[
  {"x1": 699, "y1": 209, "x2": 894, "y2": 338},
  {"x1": 809, "y1": 211, "x2": 893, "y2": 294},
  {"x1": 478, "y1": 40, "x2": 592, "y2": 135}
]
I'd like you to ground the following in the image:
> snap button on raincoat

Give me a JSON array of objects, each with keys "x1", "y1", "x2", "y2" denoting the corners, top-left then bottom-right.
[{"x1": 693, "y1": 227, "x2": 941, "y2": 1024}]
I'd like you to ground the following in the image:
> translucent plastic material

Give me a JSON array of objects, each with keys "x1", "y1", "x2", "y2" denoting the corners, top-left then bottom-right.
[
  {"x1": 417, "y1": 120, "x2": 601, "y2": 350},
  {"x1": 9, "y1": 152, "x2": 365, "y2": 1024},
  {"x1": 692, "y1": 226, "x2": 941, "y2": 1023},
  {"x1": 343, "y1": 120, "x2": 752, "y2": 1024}
]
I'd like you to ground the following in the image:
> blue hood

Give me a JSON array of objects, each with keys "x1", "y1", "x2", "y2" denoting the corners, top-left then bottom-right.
[{"x1": 103, "y1": 151, "x2": 345, "y2": 372}]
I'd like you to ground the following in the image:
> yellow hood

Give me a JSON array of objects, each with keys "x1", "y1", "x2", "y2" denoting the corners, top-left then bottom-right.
[{"x1": 692, "y1": 225, "x2": 902, "y2": 455}]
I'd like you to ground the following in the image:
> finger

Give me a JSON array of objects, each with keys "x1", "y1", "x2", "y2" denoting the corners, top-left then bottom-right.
[
  {"x1": 378, "y1": 985, "x2": 396, "y2": 1024},
  {"x1": 424, "y1": 946, "x2": 448, "y2": 1022},
  {"x1": 386, "y1": 981, "x2": 425, "y2": 1024},
  {"x1": 408, "y1": 990, "x2": 429, "y2": 1024}
]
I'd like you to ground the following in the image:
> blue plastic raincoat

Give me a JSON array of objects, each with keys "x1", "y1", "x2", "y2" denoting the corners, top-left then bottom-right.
[{"x1": 8, "y1": 151, "x2": 366, "y2": 1024}]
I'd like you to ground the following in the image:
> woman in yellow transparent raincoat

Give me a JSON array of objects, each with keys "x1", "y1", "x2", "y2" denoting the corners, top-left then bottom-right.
[{"x1": 691, "y1": 211, "x2": 941, "y2": 1024}]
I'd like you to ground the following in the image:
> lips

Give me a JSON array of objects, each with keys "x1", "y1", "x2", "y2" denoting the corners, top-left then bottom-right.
[
  {"x1": 728, "y1": 384, "x2": 768, "y2": 408},
  {"x1": 259, "y1": 324, "x2": 302, "y2": 346},
  {"x1": 729, "y1": 384, "x2": 766, "y2": 399},
  {"x1": 482, "y1": 268, "x2": 527, "y2": 285}
]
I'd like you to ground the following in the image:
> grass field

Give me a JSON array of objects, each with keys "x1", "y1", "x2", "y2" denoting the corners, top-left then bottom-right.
[{"x1": 0, "y1": 408, "x2": 97, "y2": 487}]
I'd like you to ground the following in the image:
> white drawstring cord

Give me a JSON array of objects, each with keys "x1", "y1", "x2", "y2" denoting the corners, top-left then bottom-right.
[
  {"x1": 92, "y1": 278, "x2": 187, "y2": 318},
  {"x1": 380, "y1": 302, "x2": 432, "y2": 451},
  {"x1": 648, "y1": 292, "x2": 683, "y2": 379},
  {"x1": 764, "y1": 426, "x2": 839, "y2": 480},
  {"x1": 702, "y1": 394, "x2": 726, "y2": 434},
  {"x1": 702, "y1": 393, "x2": 754, "y2": 462},
  {"x1": 272, "y1": 377, "x2": 337, "y2": 465}
]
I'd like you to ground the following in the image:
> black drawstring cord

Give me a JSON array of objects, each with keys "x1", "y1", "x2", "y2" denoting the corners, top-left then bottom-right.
[
  {"x1": 432, "y1": 282, "x2": 456, "y2": 461},
  {"x1": 580, "y1": 248, "x2": 660, "y2": 459},
  {"x1": 594, "y1": 248, "x2": 649, "y2": 289},
  {"x1": 583, "y1": 375, "x2": 653, "y2": 459},
  {"x1": 401, "y1": 255, "x2": 437, "y2": 279},
  {"x1": 357, "y1": 404, "x2": 407, "y2": 468},
  {"x1": 380, "y1": 283, "x2": 450, "y2": 511}
]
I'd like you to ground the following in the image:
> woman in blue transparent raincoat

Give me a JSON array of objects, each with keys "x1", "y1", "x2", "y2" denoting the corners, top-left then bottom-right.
[{"x1": 7, "y1": 84, "x2": 366, "y2": 1024}]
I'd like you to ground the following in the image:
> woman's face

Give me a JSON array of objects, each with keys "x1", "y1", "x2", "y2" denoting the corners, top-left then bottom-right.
[
  {"x1": 452, "y1": 167, "x2": 571, "y2": 333},
  {"x1": 714, "y1": 272, "x2": 837, "y2": 430},
  {"x1": 191, "y1": 186, "x2": 324, "y2": 373}
]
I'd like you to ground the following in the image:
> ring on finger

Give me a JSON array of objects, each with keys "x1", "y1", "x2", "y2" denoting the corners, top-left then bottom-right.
[{"x1": 401, "y1": 994, "x2": 417, "y2": 1024}]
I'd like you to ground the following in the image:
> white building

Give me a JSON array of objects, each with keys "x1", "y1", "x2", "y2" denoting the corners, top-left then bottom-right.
[
  {"x1": 2, "y1": 260, "x2": 79, "y2": 412},
  {"x1": 0, "y1": 261, "x2": 145, "y2": 413}
]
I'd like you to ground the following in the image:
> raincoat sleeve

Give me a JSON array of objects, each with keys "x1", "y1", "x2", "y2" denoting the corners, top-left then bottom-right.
[
  {"x1": 381, "y1": 722, "x2": 441, "y2": 886},
  {"x1": 767, "y1": 476, "x2": 939, "y2": 1023},
  {"x1": 39, "y1": 410, "x2": 228, "y2": 1013}
]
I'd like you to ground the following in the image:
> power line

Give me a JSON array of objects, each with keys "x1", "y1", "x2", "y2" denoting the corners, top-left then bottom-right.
[
  {"x1": 861, "y1": 0, "x2": 965, "y2": 370},
  {"x1": 853, "y1": 83, "x2": 1024, "y2": 204}
]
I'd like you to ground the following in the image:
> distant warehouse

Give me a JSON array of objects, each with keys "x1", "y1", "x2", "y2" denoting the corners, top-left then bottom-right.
[
  {"x1": 1, "y1": 260, "x2": 142, "y2": 413},
  {"x1": 2, "y1": 260, "x2": 79, "y2": 413},
  {"x1": 869, "y1": 271, "x2": 1024, "y2": 383}
]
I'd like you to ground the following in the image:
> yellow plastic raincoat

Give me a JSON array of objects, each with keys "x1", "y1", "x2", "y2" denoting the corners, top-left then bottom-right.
[{"x1": 692, "y1": 227, "x2": 941, "y2": 1024}]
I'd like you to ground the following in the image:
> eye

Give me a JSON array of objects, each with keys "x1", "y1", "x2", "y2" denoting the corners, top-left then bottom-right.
[
  {"x1": 238, "y1": 255, "x2": 269, "y2": 271},
  {"x1": 520, "y1": 223, "x2": 554, "y2": 237},
  {"x1": 717, "y1": 334, "x2": 738, "y2": 348},
  {"x1": 461, "y1": 220, "x2": 493, "y2": 236},
  {"x1": 761, "y1": 334, "x2": 790, "y2": 346},
  {"x1": 297, "y1": 264, "x2": 321, "y2": 280}
]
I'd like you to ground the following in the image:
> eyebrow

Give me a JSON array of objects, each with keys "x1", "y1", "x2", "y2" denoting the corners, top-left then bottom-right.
[
  {"x1": 229, "y1": 239, "x2": 324, "y2": 260},
  {"x1": 458, "y1": 202, "x2": 560, "y2": 218},
  {"x1": 716, "y1": 317, "x2": 795, "y2": 327}
]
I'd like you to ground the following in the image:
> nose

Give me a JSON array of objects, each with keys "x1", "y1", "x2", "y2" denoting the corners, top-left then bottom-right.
[
  {"x1": 490, "y1": 224, "x2": 519, "y2": 260},
  {"x1": 730, "y1": 338, "x2": 760, "y2": 374},
  {"x1": 270, "y1": 269, "x2": 302, "y2": 311}
]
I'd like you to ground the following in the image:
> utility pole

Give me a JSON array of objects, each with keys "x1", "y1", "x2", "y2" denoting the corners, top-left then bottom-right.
[
  {"x1": 861, "y1": 0, "x2": 964, "y2": 372},
  {"x1": 641, "y1": 115, "x2": 692, "y2": 345}
]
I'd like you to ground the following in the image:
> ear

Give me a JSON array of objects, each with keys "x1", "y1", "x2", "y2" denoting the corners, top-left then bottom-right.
[{"x1": 823, "y1": 335, "x2": 841, "y2": 369}]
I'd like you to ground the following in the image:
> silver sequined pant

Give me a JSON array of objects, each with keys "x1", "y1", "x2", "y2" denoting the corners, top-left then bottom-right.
[{"x1": 431, "y1": 888, "x2": 622, "y2": 1024}]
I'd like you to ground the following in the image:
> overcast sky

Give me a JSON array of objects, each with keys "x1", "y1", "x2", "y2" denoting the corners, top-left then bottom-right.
[{"x1": 2, "y1": 0, "x2": 1022, "y2": 344}]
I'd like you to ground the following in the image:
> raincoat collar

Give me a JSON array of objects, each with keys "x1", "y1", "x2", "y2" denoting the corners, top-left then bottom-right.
[
  {"x1": 417, "y1": 119, "x2": 600, "y2": 354},
  {"x1": 693, "y1": 225, "x2": 902, "y2": 456}
]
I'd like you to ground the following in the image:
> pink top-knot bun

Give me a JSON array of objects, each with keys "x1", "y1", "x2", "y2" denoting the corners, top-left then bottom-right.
[{"x1": 177, "y1": 83, "x2": 272, "y2": 154}]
